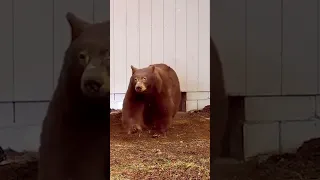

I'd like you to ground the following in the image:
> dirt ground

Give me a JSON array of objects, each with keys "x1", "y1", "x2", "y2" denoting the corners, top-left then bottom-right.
[
  {"x1": 110, "y1": 107, "x2": 211, "y2": 180},
  {"x1": 1, "y1": 106, "x2": 320, "y2": 180},
  {"x1": 212, "y1": 136, "x2": 320, "y2": 180}
]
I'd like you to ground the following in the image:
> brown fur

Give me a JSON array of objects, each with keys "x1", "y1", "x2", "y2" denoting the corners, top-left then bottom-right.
[
  {"x1": 38, "y1": 12, "x2": 110, "y2": 180},
  {"x1": 210, "y1": 37, "x2": 229, "y2": 159},
  {"x1": 121, "y1": 64, "x2": 181, "y2": 135}
]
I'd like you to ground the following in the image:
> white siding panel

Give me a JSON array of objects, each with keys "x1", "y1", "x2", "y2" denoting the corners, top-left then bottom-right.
[
  {"x1": 163, "y1": 0, "x2": 176, "y2": 69},
  {"x1": 113, "y1": 0, "x2": 127, "y2": 93},
  {"x1": 14, "y1": 0, "x2": 53, "y2": 101},
  {"x1": 282, "y1": 0, "x2": 318, "y2": 95},
  {"x1": 186, "y1": 0, "x2": 199, "y2": 92},
  {"x1": 110, "y1": 0, "x2": 115, "y2": 93},
  {"x1": 0, "y1": 1, "x2": 13, "y2": 101},
  {"x1": 211, "y1": 0, "x2": 246, "y2": 95},
  {"x1": 151, "y1": 0, "x2": 164, "y2": 64},
  {"x1": 126, "y1": 0, "x2": 140, "y2": 87},
  {"x1": 110, "y1": 0, "x2": 209, "y2": 93},
  {"x1": 246, "y1": 0, "x2": 282, "y2": 95},
  {"x1": 175, "y1": 0, "x2": 187, "y2": 92},
  {"x1": 94, "y1": 0, "x2": 110, "y2": 22},
  {"x1": 198, "y1": 0, "x2": 210, "y2": 91},
  {"x1": 139, "y1": 0, "x2": 152, "y2": 68}
]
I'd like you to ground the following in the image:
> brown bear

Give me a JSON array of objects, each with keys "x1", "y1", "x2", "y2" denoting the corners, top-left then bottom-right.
[
  {"x1": 121, "y1": 64, "x2": 181, "y2": 136},
  {"x1": 38, "y1": 12, "x2": 110, "y2": 180},
  {"x1": 210, "y1": 37, "x2": 228, "y2": 160}
]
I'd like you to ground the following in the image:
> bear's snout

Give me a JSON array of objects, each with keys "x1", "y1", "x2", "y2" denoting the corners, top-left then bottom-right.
[
  {"x1": 135, "y1": 86, "x2": 142, "y2": 92},
  {"x1": 135, "y1": 83, "x2": 146, "y2": 92},
  {"x1": 83, "y1": 79, "x2": 103, "y2": 93}
]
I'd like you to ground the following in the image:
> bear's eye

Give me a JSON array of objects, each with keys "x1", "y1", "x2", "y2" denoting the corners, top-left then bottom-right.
[
  {"x1": 78, "y1": 52, "x2": 89, "y2": 63},
  {"x1": 143, "y1": 77, "x2": 147, "y2": 81},
  {"x1": 134, "y1": 78, "x2": 138, "y2": 82}
]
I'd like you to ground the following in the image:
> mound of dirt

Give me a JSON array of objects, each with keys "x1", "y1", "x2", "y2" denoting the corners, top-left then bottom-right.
[
  {"x1": 0, "y1": 149, "x2": 38, "y2": 180},
  {"x1": 221, "y1": 137, "x2": 320, "y2": 180}
]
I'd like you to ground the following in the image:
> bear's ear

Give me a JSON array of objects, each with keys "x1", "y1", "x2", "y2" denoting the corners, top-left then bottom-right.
[
  {"x1": 131, "y1": 65, "x2": 138, "y2": 74},
  {"x1": 149, "y1": 65, "x2": 155, "y2": 72},
  {"x1": 66, "y1": 12, "x2": 91, "y2": 41}
]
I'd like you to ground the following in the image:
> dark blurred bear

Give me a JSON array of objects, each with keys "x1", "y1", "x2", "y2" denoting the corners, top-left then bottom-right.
[
  {"x1": 38, "y1": 12, "x2": 110, "y2": 180},
  {"x1": 121, "y1": 64, "x2": 181, "y2": 136},
  {"x1": 210, "y1": 37, "x2": 228, "y2": 160}
]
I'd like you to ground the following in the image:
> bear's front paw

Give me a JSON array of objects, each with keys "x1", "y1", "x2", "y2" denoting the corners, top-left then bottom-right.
[{"x1": 127, "y1": 124, "x2": 142, "y2": 134}]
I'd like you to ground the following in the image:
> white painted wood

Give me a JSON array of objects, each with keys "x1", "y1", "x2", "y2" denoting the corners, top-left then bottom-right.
[
  {"x1": 186, "y1": 0, "x2": 199, "y2": 92},
  {"x1": 244, "y1": 122, "x2": 279, "y2": 159},
  {"x1": 14, "y1": 102, "x2": 49, "y2": 126},
  {"x1": 186, "y1": 100, "x2": 197, "y2": 111},
  {"x1": 110, "y1": 0, "x2": 115, "y2": 93},
  {"x1": 113, "y1": 0, "x2": 127, "y2": 93},
  {"x1": 318, "y1": 1, "x2": 320, "y2": 95},
  {"x1": 163, "y1": 0, "x2": 176, "y2": 69},
  {"x1": 281, "y1": 121, "x2": 318, "y2": 153},
  {"x1": 151, "y1": 0, "x2": 164, "y2": 64},
  {"x1": 94, "y1": 0, "x2": 110, "y2": 22},
  {"x1": 139, "y1": 0, "x2": 152, "y2": 68},
  {"x1": 282, "y1": 0, "x2": 318, "y2": 95},
  {"x1": 14, "y1": 0, "x2": 53, "y2": 101},
  {"x1": 211, "y1": 0, "x2": 246, "y2": 95},
  {"x1": 316, "y1": 96, "x2": 320, "y2": 117},
  {"x1": 186, "y1": 92, "x2": 209, "y2": 100},
  {"x1": 0, "y1": 103, "x2": 14, "y2": 128},
  {"x1": 246, "y1": 0, "x2": 282, "y2": 96},
  {"x1": 0, "y1": 1, "x2": 13, "y2": 101},
  {"x1": 198, "y1": 99, "x2": 210, "y2": 109},
  {"x1": 53, "y1": 0, "x2": 94, "y2": 88},
  {"x1": 126, "y1": 0, "x2": 140, "y2": 88},
  {"x1": 245, "y1": 96, "x2": 316, "y2": 122},
  {"x1": 175, "y1": 0, "x2": 187, "y2": 92},
  {"x1": 198, "y1": 0, "x2": 210, "y2": 91},
  {"x1": 111, "y1": 0, "x2": 209, "y2": 93},
  {"x1": 0, "y1": 125, "x2": 41, "y2": 151}
]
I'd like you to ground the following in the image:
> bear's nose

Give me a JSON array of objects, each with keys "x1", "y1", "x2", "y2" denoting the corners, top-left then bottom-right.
[
  {"x1": 135, "y1": 86, "x2": 142, "y2": 91},
  {"x1": 84, "y1": 80, "x2": 102, "y2": 93}
]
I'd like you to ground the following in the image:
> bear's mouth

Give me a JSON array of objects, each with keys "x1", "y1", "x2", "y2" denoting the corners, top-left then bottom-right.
[{"x1": 81, "y1": 79, "x2": 109, "y2": 98}]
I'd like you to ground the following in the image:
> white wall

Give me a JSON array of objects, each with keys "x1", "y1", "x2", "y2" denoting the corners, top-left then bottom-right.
[
  {"x1": 110, "y1": 0, "x2": 211, "y2": 110},
  {"x1": 212, "y1": 0, "x2": 320, "y2": 158},
  {"x1": 0, "y1": 0, "x2": 109, "y2": 152}
]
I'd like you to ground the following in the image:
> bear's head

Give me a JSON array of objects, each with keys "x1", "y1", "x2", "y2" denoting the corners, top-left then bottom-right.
[
  {"x1": 130, "y1": 65, "x2": 162, "y2": 94},
  {"x1": 64, "y1": 12, "x2": 110, "y2": 98}
]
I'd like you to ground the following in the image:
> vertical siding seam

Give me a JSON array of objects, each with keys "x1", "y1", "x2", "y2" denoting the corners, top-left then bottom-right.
[
  {"x1": 315, "y1": 95, "x2": 317, "y2": 117},
  {"x1": 112, "y1": 0, "x2": 115, "y2": 93},
  {"x1": 278, "y1": 121, "x2": 282, "y2": 153},
  {"x1": 52, "y1": 0, "x2": 55, "y2": 96},
  {"x1": 317, "y1": 0, "x2": 319, "y2": 94},
  {"x1": 197, "y1": 0, "x2": 199, "y2": 91},
  {"x1": 244, "y1": 0, "x2": 247, "y2": 95},
  {"x1": 174, "y1": 0, "x2": 176, "y2": 70},
  {"x1": 151, "y1": 0, "x2": 153, "y2": 63},
  {"x1": 12, "y1": 0, "x2": 15, "y2": 123},
  {"x1": 92, "y1": 0, "x2": 95, "y2": 22},
  {"x1": 162, "y1": 0, "x2": 164, "y2": 63},
  {"x1": 185, "y1": 0, "x2": 188, "y2": 92},
  {"x1": 280, "y1": 0, "x2": 283, "y2": 95},
  {"x1": 125, "y1": 0, "x2": 128, "y2": 88},
  {"x1": 138, "y1": 0, "x2": 140, "y2": 68}
]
